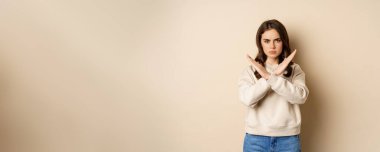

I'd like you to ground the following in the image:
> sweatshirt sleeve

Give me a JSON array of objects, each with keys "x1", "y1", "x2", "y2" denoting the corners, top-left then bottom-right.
[
  {"x1": 267, "y1": 64, "x2": 309, "y2": 104},
  {"x1": 238, "y1": 66, "x2": 271, "y2": 107}
]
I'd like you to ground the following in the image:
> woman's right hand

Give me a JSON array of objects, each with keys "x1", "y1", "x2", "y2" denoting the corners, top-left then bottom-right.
[{"x1": 246, "y1": 54, "x2": 270, "y2": 80}]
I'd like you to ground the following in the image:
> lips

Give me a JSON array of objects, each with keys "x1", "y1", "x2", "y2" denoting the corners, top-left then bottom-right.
[{"x1": 269, "y1": 51, "x2": 277, "y2": 54}]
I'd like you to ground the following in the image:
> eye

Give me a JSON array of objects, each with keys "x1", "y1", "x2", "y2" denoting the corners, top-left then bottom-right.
[
  {"x1": 264, "y1": 40, "x2": 269, "y2": 43},
  {"x1": 276, "y1": 39, "x2": 282, "y2": 42}
]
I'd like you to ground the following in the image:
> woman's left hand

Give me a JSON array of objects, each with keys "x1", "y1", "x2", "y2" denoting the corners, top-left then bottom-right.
[{"x1": 274, "y1": 49, "x2": 297, "y2": 75}]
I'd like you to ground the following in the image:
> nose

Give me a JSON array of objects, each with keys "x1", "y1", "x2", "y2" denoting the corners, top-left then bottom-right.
[{"x1": 270, "y1": 41, "x2": 276, "y2": 49}]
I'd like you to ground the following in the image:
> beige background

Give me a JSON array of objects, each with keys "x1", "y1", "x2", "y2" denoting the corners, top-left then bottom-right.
[{"x1": 0, "y1": 0, "x2": 379, "y2": 152}]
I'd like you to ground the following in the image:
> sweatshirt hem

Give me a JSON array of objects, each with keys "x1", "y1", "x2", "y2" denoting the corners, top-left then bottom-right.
[{"x1": 245, "y1": 126, "x2": 300, "y2": 137}]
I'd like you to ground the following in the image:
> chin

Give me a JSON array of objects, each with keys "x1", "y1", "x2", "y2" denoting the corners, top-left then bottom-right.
[{"x1": 267, "y1": 54, "x2": 280, "y2": 58}]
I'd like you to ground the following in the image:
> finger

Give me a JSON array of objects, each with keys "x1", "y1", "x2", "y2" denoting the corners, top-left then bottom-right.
[
  {"x1": 246, "y1": 54, "x2": 254, "y2": 61},
  {"x1": 285, "y1": 49, "x2": 297, "y2": 61},
  {"x1": 250, "y1": 61, "x2": 264, "y2": 71},
  {"x1": 246, "y1": 54, "x2": 265, "y2": 70},
  {"x1": 248, "y1": 60, "x2": 261, "y2": 70}
]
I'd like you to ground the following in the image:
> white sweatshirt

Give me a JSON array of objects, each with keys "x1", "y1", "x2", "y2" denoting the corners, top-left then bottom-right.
[{"x1": 238, "y1": 63, "x2": 309, "y2": 136}]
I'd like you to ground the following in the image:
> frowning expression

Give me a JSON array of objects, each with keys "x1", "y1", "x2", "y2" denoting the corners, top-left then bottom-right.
[{"x1": 261, "y1": 29, "x2": 283, "y2": 59}]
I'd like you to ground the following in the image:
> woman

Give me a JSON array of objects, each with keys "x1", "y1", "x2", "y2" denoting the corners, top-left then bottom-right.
[{"x1": 238, "y1": 19, "x2": 309, "y2": 152}]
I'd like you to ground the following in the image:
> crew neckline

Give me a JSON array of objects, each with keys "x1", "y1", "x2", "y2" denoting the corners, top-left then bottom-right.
[{"x1": 265, "y1": 63, "x2": 279, "y2": 67}]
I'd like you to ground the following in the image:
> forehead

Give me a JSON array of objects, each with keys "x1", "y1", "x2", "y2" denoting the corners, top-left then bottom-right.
[{"x1": 261, "y1": 29, "x2": 280, "y2": 39}]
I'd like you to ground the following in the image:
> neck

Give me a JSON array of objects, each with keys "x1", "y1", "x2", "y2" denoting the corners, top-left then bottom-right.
[{"x1": 266, "y1": 58, "x2": 279, "y2": 65}]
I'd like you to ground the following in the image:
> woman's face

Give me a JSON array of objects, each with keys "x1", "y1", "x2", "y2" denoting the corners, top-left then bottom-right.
[{"x1": 261, "y1": 29, "x2": 283, "y2": 60}]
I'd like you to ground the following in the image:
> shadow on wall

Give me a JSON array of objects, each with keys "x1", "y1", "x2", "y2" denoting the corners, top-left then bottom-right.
[
  {"x1": 0, "y1": 59, "x2": 12, "y2": 152},
  {"x1": 291, "y1": 38, "x2": 325, "y2": 152}
]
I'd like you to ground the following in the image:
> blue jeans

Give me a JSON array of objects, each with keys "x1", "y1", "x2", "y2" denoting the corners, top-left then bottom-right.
[{"x1": 243, "y1": 133, "x2": 301, "y2": 152}]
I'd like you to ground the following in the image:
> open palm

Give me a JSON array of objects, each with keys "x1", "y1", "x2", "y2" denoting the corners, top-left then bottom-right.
[
  {"x1": 274, "y1": 49, "x2": 297, "y2": 75},
  {"x1": 247, "y1": 49, "x2": 297, "y2": 79}
]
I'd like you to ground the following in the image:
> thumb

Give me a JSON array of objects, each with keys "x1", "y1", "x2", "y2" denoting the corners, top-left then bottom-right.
[{"x1": 286, "y1": 49, "x2": 297, "y2": 61}]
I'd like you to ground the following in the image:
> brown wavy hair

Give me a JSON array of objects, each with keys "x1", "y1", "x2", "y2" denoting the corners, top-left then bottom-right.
[{"x1": 254, "y1": 19, "x2": 294, "y2": 79}]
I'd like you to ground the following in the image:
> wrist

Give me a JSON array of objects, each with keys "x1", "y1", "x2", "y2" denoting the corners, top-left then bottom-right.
[
  {"x1": 274, "y1": 70, "x2": 283, "y2": 76},
  {"x1": 264, "y1": 73, "x2": 271, "y2": 80}
]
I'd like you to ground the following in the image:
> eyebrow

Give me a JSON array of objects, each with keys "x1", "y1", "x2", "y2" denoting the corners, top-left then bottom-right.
[{"x1": 262, "y1": 38, "x2": 281, "y2": 41}]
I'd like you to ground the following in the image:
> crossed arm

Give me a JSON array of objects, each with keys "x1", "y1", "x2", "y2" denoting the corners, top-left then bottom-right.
[
  {"x1": 239, "y1": 50, "x2": 309, "y2": 106},
  {"x1": 246, "y1": 50, "x2": 297, "y2": 79}
]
